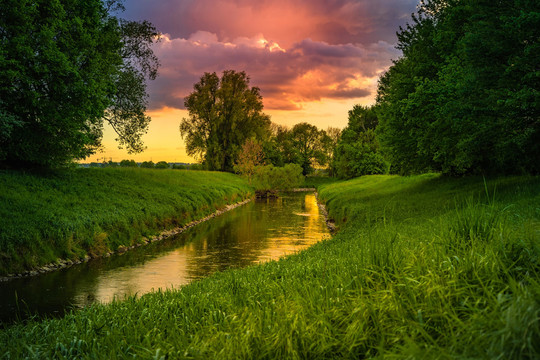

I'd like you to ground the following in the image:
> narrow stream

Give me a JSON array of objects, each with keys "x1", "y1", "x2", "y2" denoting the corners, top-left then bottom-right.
[{"x1": 0, "y1": 192, "x2": 330, "y2": 324}]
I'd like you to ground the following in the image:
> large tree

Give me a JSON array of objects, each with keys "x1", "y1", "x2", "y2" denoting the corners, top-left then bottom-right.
[
  {"x1": 180, "y1": 70, "x2": 271, "y2": 172},
  {"x1": 0, "y1": 0, "x2": 159, "y2": 168}
]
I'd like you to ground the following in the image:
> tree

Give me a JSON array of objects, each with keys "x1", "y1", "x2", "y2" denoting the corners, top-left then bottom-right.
[
  {"x1": 180, "y1": 70, "x2": 271, "y2": 172},
  {"x1": 289, "y1": 123, "x2": 328, "y2": 175},
  {"x1": 140, "y1": 161, "x2": 154, "y2": 168},
  {"x1": 0, "y1": 0, "x2": 160, "y2": 168},
  {"x1": 234, "y1": 139, "x2": 265, "y2": 183},
  {"x1": 119, "y1": 159, "x2": 138, "y2": 167},
  {"x1": 103, "y1": 18, "x2": 160, "y2": 154},
  {"x1": 155, "y1": 161, "x2": 169, "y2": 169},
  {"x1": 333, "y1": 105, "x2": 388, "y2": 179},
  {"x1": 323, "y1": 127, "x2": 341, "y2": 176},
  {"x1": 252, "y1": 163, "x2": 304, "y2": 194}
]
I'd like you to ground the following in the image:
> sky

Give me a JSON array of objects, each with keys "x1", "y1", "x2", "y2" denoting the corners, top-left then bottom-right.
[{"x1": 87, "y1": 0, "x2": 419, "y2": 163}]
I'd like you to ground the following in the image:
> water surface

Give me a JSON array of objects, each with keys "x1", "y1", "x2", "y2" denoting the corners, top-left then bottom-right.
[{"x1": 0, "y1": 192, "x2": 329, "y2": 324}]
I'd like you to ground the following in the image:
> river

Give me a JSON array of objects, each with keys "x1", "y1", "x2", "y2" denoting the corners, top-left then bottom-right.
[{"x1": 0, "y1": 192, "x2": 330, "y2": 324}]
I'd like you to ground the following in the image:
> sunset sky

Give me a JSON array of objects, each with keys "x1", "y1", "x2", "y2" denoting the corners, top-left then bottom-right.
[{"x1": 87, "y1": 0, "x2": 419, "y2": 163}]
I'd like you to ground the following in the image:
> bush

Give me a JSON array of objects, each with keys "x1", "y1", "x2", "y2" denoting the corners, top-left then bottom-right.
[
  {"x1": 155, "y1": 161, "x2": 169, "y2": 169},
  {"x1": 189, "y1": 163, "x2": 204, "y2": 170},
  {"x1": 119, "y1": 159, "x2": 138, "y2": 167},
  {"x1": 140, "y1": 161, "x2": 154, "y2": 169},
  {"x1": 252, "y1": 164, "x2": 304, "y2": 191}
]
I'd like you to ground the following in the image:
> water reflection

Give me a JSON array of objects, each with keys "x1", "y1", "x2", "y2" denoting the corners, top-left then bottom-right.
[{"x1": 0, "y1": 192, "x2": 329, "y2": 323}]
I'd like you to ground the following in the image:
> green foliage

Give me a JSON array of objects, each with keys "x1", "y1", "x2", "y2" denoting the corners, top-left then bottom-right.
[
  {"x1": 252, "y1": 164, "x2": 304, "y2": 191},
  {"x1": 1, "y1": 174, "x2": 538, "y2": 358},
  {"x1": 188, "y1": 163, "x2": 205, "y2": 171},
  {"x1": 0, "y1": 0, "x2": 160, "y2": 168},
  {"x1": 180, "y1": 70, "x2": 271, "y2": 172},
  {"x1": 333, "y1": 105, "x2": 388, "y2": 179},
  {"x1": 154, "y1": 161, "x2": 169, "y2": 169},
  {"x1": 323, "y1": 127, "x2": 341, "y2": 176},
  {"x1": 0, "y1": 168, "x2": 252, "y2": 275},
  {"x1": 119, "y1": 159, "x2": 138, "y2": 167},
  {"x1": 233, "y1": 139, "x2": 265, "y2": 184},
  {"x1": 139, "y1": 161, "x2": 154, "y2": 168},
  {"x1": 289, "y1": 123, "x2": 329, "y2": 175},
  {"x1": 377, "y1": 0, "x2": 540, "y2": 175},
  {"x1": 303, "y1": 175, "x2": 339, "y2": 189}
]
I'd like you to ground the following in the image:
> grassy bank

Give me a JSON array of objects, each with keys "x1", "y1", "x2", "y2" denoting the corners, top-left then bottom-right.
[
  {"x1": 0, "y1": 168, "x2": 253, "y2": 275},
  {"x1": 1, "y1": 174, "x2": 539, "y2": 358}
]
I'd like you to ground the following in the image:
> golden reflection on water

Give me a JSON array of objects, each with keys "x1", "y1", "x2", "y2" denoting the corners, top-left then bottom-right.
[
  {"x1": 1, "y1": 192, "x2": 331, "y2": 317},
  {"x1": 256, "y1": 193, "x2": 330, "y2": 262}
]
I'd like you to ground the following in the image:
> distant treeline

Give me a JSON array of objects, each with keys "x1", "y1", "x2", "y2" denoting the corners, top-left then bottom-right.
[{"x1": 83, "y1": 160, "x2": 205, "y2": 170}]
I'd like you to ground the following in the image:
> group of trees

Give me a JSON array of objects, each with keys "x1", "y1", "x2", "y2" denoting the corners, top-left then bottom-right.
[
  {"x1": 180, "y1": 70, "x2": 340, "y2": 176},
  {"x1": 332, "y1": 0, "x2": 539, "y2": 178},
  {"x1": 0, "y1": 0, "x2": 160, "y2": 168},
  {"x1": 376, "y1": 0, "x2": 539, "y2": 175}
]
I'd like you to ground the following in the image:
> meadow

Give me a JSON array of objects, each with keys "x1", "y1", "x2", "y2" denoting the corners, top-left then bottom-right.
[
  {"x1": 0, "y1": 174, "x2": 539, "y2": 359},
  {"x1": 0, "y1": 168, "x2": 253, "y2": 275}
]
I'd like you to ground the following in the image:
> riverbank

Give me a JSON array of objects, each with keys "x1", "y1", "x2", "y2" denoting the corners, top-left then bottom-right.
[
  {"x1": 0, "y1": 168, "x2": 253, "y2": 276},
  {"x1": 1, "y1": 174, "x2": 538, "y2": 358}
]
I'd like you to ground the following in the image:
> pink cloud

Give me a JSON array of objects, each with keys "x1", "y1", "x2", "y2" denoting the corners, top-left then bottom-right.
[
  {"x1": 147, "y1": 32, "x2": 399, "y2": 110},
  {"x1": 119, "y1": 0, "x2": 417, "y2": 110}
]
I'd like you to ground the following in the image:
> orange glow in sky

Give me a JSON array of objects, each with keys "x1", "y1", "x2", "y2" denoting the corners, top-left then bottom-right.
[{"x1": 86, "y1": 0, "x2": 418, "y2": 163}]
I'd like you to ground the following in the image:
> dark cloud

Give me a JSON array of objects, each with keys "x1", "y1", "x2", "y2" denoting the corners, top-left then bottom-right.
[
  {"x1": 119, "y1": 0, "x2": 417, "y2": 110},
  {"x1": 327, "y1": 88, "x2": 371, "y2": 99},
  {"x1": 144, "y1": 32, "x2": 399, "y2": 110},
  {"x1": 122, "y1": 0, "x2": 419, "y2": 46}
]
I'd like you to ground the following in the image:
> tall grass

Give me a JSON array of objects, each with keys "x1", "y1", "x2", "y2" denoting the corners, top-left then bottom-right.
[
  {"x1": 0, "y1": 174, "x2": 538, "y2": 358},
  {"x1": 0, "y1": 168, "x2": 253, "y2": 275}
]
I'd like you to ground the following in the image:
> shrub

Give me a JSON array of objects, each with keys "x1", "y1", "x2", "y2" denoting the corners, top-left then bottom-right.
[
  {"x1": 140, "y1": 161, "x2": 154, "y2": 169},
  {"x1": 119, "y1": 159, "x2": 138, "y2": 167},
  {"x1": 252, "y1": 163, "x2": 304, "y2": 191},
  {"x1": 155, "y1": 161, "x2": 169, "y2": 169}
]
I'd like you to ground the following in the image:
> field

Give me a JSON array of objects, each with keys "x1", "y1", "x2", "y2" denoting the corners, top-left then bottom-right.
[
  {"x1": 0, "y1": 168, "x2": 253, "y2": 275},
  {"x1": 1, "y1": 174, "x2": 539, "y2": 358}
]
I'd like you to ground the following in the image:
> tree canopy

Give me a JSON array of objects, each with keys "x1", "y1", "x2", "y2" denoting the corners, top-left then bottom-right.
[
  {"x1": 0, "y1": 0, "x2": 159, "y2": 168},
  {"x1": 333, "y1": 105, "x2": 387, "y2": 179},
  {"x1": 288, "y1": 122, "x2": 330, "y2": 175},
  {"x1": 180, "y1": 70, "x2": 271, "y2": 172},
  {"x1": 376, "y1": 0, "x2": 540, "y2": 175}
]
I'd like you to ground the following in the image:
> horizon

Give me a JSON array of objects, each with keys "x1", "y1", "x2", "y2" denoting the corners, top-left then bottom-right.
[{"x1": 86, "y1": 0, "x2": 419, "y2": 163}]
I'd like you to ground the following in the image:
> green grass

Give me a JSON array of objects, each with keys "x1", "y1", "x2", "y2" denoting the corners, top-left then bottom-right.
[
  {"x1": 1, "y1": 174, "x2": 539, "y2": 359},
  {"x1": 303, "y1": 175, "x2": 340, "y2": 189},
  {"x1": 0, "y1": 168, "x2": 253, "y2": 275}
]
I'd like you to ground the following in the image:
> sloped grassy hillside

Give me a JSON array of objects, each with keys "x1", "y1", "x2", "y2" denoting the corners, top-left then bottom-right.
[{"x1": 0, "y1": 168, "x2": 253, "y2": 275}]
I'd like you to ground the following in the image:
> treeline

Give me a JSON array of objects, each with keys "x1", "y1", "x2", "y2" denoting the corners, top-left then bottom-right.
[
  {"x1": 86, "y1": 160, "x2": 205, "y2": 170},
  {"x1": 373, "y1": 0, "x2": 539, "y2": 176},
  {"x1": 333, "y1": 0, "x2": 539, "y2": 177},
  {"x1": 186, "y1": 0, "x2": 538, "y2": 180},
  {"x1": 180, "y1": 70, "x2": 341, "y2": 177}
]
